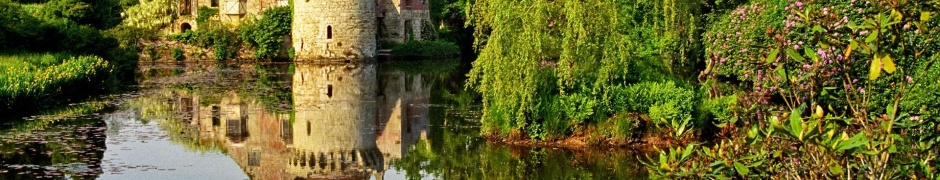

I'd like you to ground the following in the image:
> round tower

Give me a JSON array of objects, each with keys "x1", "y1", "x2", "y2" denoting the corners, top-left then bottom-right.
[{"x1": 292, "y1": 0, "x2": 377, "y2": 60}]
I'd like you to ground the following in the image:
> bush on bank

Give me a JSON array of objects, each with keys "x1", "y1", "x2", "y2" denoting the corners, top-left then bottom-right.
[
  {"x1": 0, "y1": 54, "x2": 113, "y2": 113},
  {"x1": 390, "y1": 40, "x2": 461, "y2": 58},
  {"x1": 642, "y1": 0, "x2": 940, "y2": 179}
]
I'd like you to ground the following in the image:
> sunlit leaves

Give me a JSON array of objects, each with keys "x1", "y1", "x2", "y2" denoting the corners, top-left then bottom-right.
[
  {"x1": 869, "y1": 52, "x2": 897, "y2": 80},
  {"x1": 765, "y1": 49, "x2": 778, "y2": 64},
  {"x1": 870, "y1": 56, "x2": 883, "y2": 80},
  {"x1": 786, "y1": 48, "x2": 805, "y2": 62}
]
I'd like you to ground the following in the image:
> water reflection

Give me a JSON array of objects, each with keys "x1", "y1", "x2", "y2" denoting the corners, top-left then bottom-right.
[
  {"x1": 0, "y1": 60, "x2": 648, "y2": 179},
  {"x1": 155, "y1": 63, "x2": 434, "y2": 179},
  {"x1": 289, "y1": 63, "x2": 381, "y2": 179}
]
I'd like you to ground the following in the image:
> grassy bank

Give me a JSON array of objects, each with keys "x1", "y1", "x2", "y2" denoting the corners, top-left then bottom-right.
[{"x1": 0, "y1": 53, "x2": 113, "y2": 115}]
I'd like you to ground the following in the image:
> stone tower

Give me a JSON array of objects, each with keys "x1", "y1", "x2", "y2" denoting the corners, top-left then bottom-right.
[{"x1": 292, "y1": 0, "x2": 377, "y2": 60}]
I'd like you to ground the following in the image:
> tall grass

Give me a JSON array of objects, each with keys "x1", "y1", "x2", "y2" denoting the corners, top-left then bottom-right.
[{"x1": 0, "y1": 53, "x2": 112, "y2": 114}]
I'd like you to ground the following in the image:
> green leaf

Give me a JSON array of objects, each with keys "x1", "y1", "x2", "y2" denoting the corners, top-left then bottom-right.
[
  {"x1": 837, "y1": 133, "x2": 868, "y2": 151},
  {"x1": 865, "y1": 30, "x2": 879, "y2": 43},
  {"x1": 813, "y1": 25, "x2": 825, "y2": 33},
  {"x1": 766, "y1": 49, "x2": 779, "y2": 64},
  {"x1": 829, "y1": 162, "x2": 845, "y2": 175},
  {"x1": 881, "y1": 52, "x2": 896, "y2": 73},
  {"x1": 804, "y1": 46, "x2": 819, "y2": 62},
  {"x1": 922, "y1": 11, "x2": 933, "y2": 23},
  {"x1": 659, "y1": 152, "x2": 668, "y2": 169},
  {"x1": 681, "y1": 144, "x2": 695, "y2": 161},
  {"x1": 703, "y1": 146, "x2": 714, "y2": 157},
  {"x1": 847, "y1": 21, "x2": 861, "y2": 31},
  {"x1": 890, "y1": 9, "x2": 903, "y2": 24},
  {"x1": 789, "y1": 108, "x2": 804, "y2": 141},
  {"x1": 870, "y1": 57, "x2": 882, "y2": 80},
  {"x1": 786, "y1": 48, "x2": 805, "y2": 62},
  {"x1": 734, "y1": 162, "x2": 749, "y2": 176}
]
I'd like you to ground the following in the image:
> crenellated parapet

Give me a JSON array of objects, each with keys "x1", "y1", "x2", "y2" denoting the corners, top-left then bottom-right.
[{"x1": 286, "y1": 148, "x2": 384, "y2": 178}]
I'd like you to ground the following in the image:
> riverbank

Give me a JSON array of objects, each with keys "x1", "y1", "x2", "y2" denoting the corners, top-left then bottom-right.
[
  {"x1": 0, "y1": 53, "x2": 114, "y2": 117},
  {"x1": 483, "y1": 114, "x2": 687, "y2": 150}
]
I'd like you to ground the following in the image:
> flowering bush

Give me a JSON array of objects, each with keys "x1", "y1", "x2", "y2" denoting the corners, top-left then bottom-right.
[{"x1": 647, "y1": 0, "x2": 940, "y2": 178}]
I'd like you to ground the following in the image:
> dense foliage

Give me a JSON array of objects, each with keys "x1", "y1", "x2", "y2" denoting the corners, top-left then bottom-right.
[
  {"x1": 0, "y1": 54, "x2": 112, "y2": 112},
  {"x1": 467, "y1": 0, "x2": 704, "y2": 138},
  {"x1": 391, "y1": 40, "x2": 460, "y2": 58},
  {"x1": 641, "y1": 0, "x2": 940, "y2": 179},
  {"x1": 169, "y1": 6, "x2": 291, "y2": 60},
  {"x1": 468, "y1": 0, "x2": 939, "y2": 178},
  {"x1": 0, "y1": 0, "x2": 141, "y2": 115},
  {"x1": 120, "y1": 0, "x2": 175, "y2": 30},
  {"x1": 238, "y1": 6, "x2": 292, "y2": 60}
]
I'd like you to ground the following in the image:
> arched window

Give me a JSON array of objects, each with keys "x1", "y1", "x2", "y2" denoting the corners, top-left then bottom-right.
[{"x1": 327, "y1": 26, "x2": 333, "y2": 39}]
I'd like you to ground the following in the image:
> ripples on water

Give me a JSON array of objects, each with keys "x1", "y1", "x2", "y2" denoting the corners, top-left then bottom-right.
[{"x1": 0, "y1": 60, "x2": 647, "y2": 179}]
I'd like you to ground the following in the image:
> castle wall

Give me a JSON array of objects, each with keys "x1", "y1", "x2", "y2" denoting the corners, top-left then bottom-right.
[
  {"x1": 218, "y1": 0, "x2": 286, "y2": 26},
  {"x1": 293, "y1": 0, "x2": 377, "y2": 60},
  {"x1": 377, "y1": 0, "x2": 432, "y2": 43}
]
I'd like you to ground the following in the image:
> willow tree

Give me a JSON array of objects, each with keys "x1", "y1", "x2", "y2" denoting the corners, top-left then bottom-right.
[{"x1": 466, "y1": 0, "x2": 703, "y2": 138}]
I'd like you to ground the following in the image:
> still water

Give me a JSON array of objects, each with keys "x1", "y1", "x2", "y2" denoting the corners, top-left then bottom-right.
[{"x1": 0, "y1": 60, "x2": 647, "y2": 179}]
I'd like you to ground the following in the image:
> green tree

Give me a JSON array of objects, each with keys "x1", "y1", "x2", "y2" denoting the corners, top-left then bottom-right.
[{"x1": 466, "y1": 0, "x2": 703, "y2": 138}]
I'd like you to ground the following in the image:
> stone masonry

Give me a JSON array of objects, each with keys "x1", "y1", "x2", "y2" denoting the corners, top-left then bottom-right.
[{"x1": 293, "y1": 0, "x2": 377, "y2": 60}]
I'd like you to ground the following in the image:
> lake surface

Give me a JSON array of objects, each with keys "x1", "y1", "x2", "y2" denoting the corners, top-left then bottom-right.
[{"x1": 0, "y1": 60, "x2": 647, "y2": 179}]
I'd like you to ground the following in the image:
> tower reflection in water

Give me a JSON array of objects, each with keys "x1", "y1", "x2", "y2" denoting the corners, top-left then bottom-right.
[{"x1": 165, "y1": 62, "x2": 431, "y2": 179}]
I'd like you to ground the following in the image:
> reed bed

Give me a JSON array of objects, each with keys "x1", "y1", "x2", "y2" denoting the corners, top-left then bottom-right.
[{"x1": 0, "y1": 53, "x2": 112, "y2": 113}]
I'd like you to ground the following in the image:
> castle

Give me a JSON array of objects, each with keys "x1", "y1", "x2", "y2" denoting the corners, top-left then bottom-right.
[{"x1": 176, "y1": 0, "x2": 432, "y2": 60}]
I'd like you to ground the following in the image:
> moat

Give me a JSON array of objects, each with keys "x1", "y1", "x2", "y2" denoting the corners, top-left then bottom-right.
[{"x1": 0, "y1": 60, "x2": 646, "y2": 179}]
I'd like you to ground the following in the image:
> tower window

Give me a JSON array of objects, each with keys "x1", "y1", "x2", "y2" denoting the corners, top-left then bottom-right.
[
  {"x1": 327, "y1": 84, "x2": 333, "y2": 98},
  {"x1": 327, "y1": 26, "x2": 333, "y2": 39},
  {"x1": 248, "y1": 151, "x2": 260, "y2": 166}
]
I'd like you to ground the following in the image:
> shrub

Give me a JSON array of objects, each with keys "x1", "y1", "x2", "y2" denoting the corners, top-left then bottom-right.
[
  {"x1": 697, "y1": 94, "x2": 738, "y2": 128},
  {"x1": 613, "y1": 81, "x2": 694, "y2": 116},
  {"x1": 391, "y1": 40, "x2": 460, "y2": 57},
  {"x1": 172, "y1": 48, "x2": 184, "y2": 61},
  {"x1": 703, "y1": 0, "x2": 787, "y2": 80},
  {"x1": 239, "y1": 6, "x2": 291, "y2": 59},
  {"x1": 195, "y1": 6, "x2": 218, "y2": 24},
  {"x1": 170, "y1": 27, "x2": 240, "y2": 60}
]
